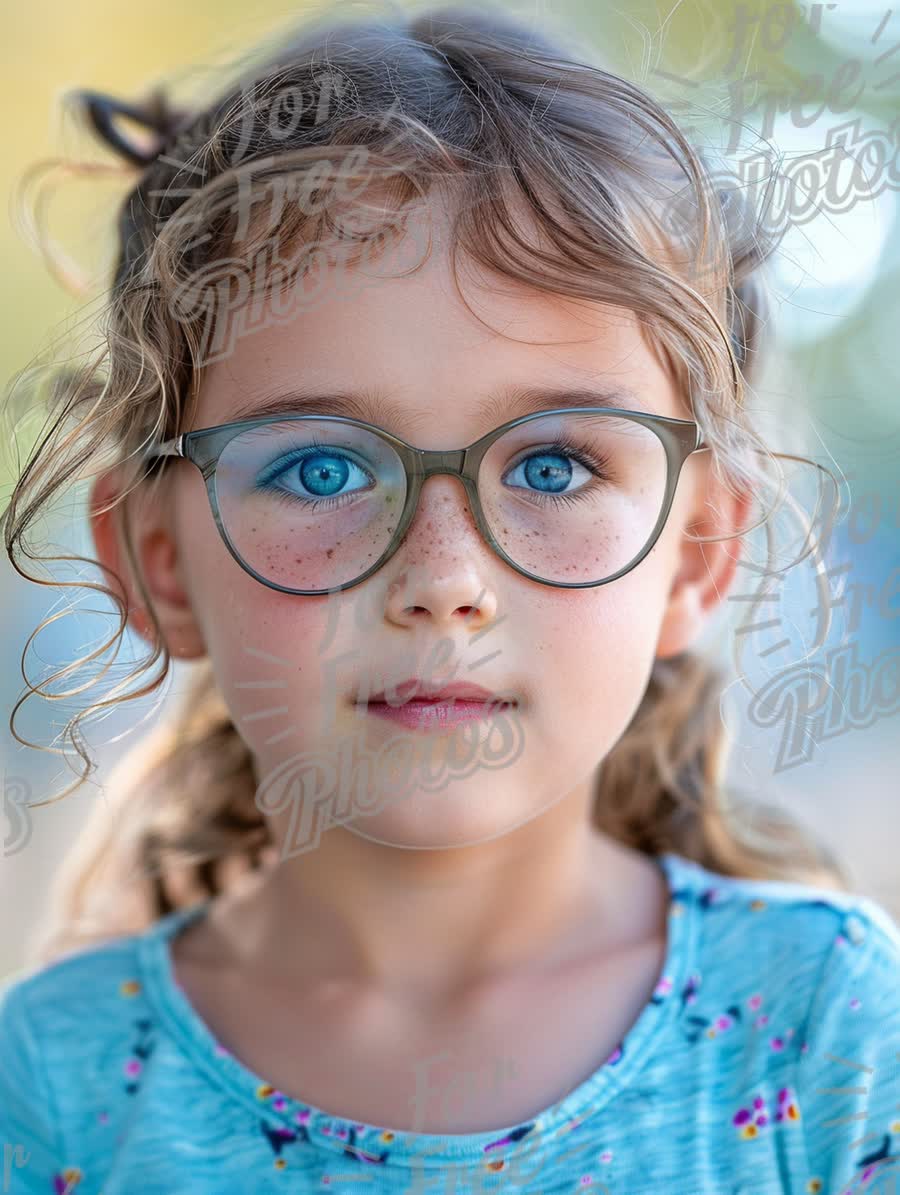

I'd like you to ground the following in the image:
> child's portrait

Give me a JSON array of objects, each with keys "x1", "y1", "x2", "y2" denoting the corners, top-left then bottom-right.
[{"x1": 1, "y1": 1, "x2": 898, "y2": 1192}]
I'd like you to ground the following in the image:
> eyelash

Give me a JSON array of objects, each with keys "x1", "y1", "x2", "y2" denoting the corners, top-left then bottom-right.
[
  {"x1": 256, "y1": 440, "x2": 375, "y2": 511},
  {"x1": 503, "y1": 435, "x2": 614, "y2": 509}
]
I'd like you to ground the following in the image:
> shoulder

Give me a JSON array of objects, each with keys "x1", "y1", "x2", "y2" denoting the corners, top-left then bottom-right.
[
  {"x1": 671, "y1": 854, "x2": 900, "y2": 1184},
  {"x1": 674, "y1": 852, "x2": 899, "y2": 977},
  {"x1": 0, "y1": 930, "x2": 159, "y2": 1187},
  {"x1": 1, "y1": 928, "x2": 151, "y2": 1029},
  {"x1": 0, "y1": 925, "x2": 158, "y2": 1105}
]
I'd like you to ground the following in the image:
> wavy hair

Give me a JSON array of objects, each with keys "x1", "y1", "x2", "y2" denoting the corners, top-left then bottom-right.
[{"x1": 1, "y1": 0, "x2": 849, "y2": 968}]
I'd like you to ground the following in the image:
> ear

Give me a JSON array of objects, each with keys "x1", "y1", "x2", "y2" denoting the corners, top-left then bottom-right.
[
  {"x1": 88, "y1": 465, "x2": 207, "y2": 660},
  {"x1": 654, "y1": 458, "x2": 755, "y2": 661}
]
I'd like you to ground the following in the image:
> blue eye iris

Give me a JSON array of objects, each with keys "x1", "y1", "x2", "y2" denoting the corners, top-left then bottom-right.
[
  {"x1": 525, "y1": 452, "x2": 569, "y2": 492},
  {"x1": 299, "y1": 452, "x2": 350, "y2": 497}
]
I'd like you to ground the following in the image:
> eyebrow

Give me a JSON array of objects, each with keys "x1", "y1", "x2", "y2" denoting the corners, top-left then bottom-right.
[{"x1": 225, "y1": 382, "x2": 654, "y2": 434}]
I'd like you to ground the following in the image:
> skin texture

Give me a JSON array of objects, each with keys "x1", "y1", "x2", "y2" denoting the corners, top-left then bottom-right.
[{"x1": 90, "y1": 193, "x2": 752, "y2": 1085}]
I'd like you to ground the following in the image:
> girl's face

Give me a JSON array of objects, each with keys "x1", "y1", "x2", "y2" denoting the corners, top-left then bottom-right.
[{"x1": 99, "y1": 196, "x2": 747, "y2": 857}]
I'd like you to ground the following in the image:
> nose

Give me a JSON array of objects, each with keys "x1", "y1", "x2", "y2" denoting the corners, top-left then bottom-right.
[{"x1": 384, "y1": 474, "x2": 500, "y2": 629}]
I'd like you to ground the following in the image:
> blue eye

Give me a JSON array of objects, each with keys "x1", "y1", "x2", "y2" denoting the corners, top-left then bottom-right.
[
  {"x1": 255, "y1": 446, "x2": 375, "y2": 505},
  {"x1": 504, "y1": 449, "x2": 593, "y2": 496}
]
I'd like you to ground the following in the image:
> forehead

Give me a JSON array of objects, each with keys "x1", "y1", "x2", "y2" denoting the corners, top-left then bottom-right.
[{"x1": 190, "y1": 194, "x2": 686, "y2": 442}]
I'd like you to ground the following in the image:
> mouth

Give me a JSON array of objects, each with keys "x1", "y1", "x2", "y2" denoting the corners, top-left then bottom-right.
[{"x1": 354, "y1": 679, "x2": 518, "y2": 731}]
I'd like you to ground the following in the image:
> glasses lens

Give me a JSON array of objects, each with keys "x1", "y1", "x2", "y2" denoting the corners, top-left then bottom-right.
[
  {"x1": 478, "y1": 412, "x2": 669, "y2": 584},
  {"x1": 212, "y1": 413, "x2": 670, "y2": 592},
  {"x1": 214, "y1": 419, "x2": 407, "y2": 591}
]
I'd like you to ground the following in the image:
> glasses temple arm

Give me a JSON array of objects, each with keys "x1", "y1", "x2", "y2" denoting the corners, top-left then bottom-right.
[{"x1": 144, "y1": 435, "x2": 185, "y2": 460}]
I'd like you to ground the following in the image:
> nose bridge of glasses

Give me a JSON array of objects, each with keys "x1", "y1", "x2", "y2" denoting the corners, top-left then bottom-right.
[{"x1": 417, "y1": 447, "x2": 470, "y2": 479}]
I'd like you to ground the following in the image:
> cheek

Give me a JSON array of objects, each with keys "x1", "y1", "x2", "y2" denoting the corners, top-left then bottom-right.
[
  {"x1": 175, "y1": 488, "x2": 333, "y2": 733},
  {"x1": 203, "y1": 590, "x2": 336, "y2": 769},
  {"x1": 536, "y1": 557, "x2": 673, "y2": 718}
]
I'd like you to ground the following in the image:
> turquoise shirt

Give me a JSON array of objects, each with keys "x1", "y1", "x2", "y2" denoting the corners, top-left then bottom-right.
[{"x1": 2, "y1": 850, "x2": 899, "y2": 1194}]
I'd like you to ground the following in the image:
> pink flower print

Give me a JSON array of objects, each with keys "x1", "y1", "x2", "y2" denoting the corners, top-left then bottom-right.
[
  {"x1": 599, "y1": 1150, "x2": 613, "y2": 1162},
  {"x1": 835, "y1": 934, "x2": 848, "y2": 948},
  {"x1": 654, "y1": 975, "x2": 673, "y2": 998},
  {"x1": 754, "y1": 1014, "x2": 769, "y2": 1028},
  {"x1": 849, "y1": 997, "x2": 861, "y2": 1011},
  {"x1": 733, "y1": 1107, "x2": 757, "y2": 1139},
  {"x1": 296, "y1": 1109, "x2": 311, "y2": 1125},
  {"x1": 605, "y1": 1044, "x2": 623, "y2": 1066},
  {"x1": 707, "y1": 1010, "x2": 737, "y2": 1040},
  {"x1": 774, "y1": 1087, "x2": 800, "y2": 1124},
  {"x1": 124, "y1": 1018, "x2": 155, "y2": 1095},
  {"x1": 733, "y1": 1093, "x2": 773, "y2": 1139},
  {"x1": 579, "y1": 1176, "x2": 592, "y2": 1186},
  {"x1": 748, "y1": 994, "x2": 763, "y2": 1011},
  {"x1": 770, "y1": 1036, "x2": 785, "y2": 1052},
  {"x1": 272, "y1": 1092, "x2": 289, "y2": 1112}
]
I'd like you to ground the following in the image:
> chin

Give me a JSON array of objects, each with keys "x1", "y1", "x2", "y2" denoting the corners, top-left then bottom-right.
[{"x1": 331, "y1": 781, "x2": 554, "y2": 851}]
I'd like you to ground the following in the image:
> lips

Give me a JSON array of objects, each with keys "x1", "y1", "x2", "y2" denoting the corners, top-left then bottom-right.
[{"x1": 362, "y1": 679, "x2": 516, "y2": 705}]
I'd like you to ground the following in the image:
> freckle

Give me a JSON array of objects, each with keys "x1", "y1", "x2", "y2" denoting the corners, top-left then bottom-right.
[{"x1": 326, "y1": 549, "x2": 334, "y2": 559}]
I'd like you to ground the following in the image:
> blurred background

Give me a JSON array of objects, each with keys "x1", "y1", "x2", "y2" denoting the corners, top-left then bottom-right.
[{"x1": 1, "y1": 0, "x2": 898, "y2": 980}]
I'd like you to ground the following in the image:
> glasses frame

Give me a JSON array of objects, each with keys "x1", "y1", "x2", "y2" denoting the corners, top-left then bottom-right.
[{"x1": 142, "y1": 407, "x2": 709, "y2": 595}]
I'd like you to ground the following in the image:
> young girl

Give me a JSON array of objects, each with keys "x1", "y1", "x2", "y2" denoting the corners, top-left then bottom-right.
[{"x1": 2, "y1": 4, "x2": 898, "y2": 1193}]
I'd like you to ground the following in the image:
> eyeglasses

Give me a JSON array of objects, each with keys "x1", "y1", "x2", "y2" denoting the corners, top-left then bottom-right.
[{"x1": 142, "y1": 407, "x2": 708, "y2": 594}]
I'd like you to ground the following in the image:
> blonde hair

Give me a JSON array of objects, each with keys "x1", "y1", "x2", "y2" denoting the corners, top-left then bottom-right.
[{"x1": 3, "y1": 1, "x2": 849, "y2": 968}]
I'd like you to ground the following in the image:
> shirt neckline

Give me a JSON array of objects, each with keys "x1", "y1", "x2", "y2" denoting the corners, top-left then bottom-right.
[{"x1": 136, "y1": 849, "x2": 701, "y2": 1167}]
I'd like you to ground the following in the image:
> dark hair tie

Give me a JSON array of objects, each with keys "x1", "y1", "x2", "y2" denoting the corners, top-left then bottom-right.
[{"x1": 73, "y1": 86, "x2": 191, "y2": 168}]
